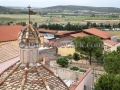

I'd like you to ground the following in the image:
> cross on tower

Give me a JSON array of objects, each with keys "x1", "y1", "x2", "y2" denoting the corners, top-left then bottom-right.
[{"x1": 27, "y1": 5, "x2": 31, "y2": 24}]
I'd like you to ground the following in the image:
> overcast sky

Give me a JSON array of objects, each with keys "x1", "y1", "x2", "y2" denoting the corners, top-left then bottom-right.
[{"x1": 0, "y1": 0, "x2": 120, "y2": 8}]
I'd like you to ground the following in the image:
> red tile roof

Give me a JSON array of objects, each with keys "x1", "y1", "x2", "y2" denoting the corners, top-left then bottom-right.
[
  {"x1": 70, "y1": 32, "x2": 89, "y2": 38},
  {"x1": 103, "y1": 40, "x2": 118, "y2": 46},
  {"x1": 83, "y1": 28, "x2": 113, "y2": 39},
  {"x1": 0, "y1": 25, "x2": 24, "y2": 42},
  {"x1": 55, "y1": 31, "x2": 74, "y2": 36},
  {"x1": 39, "y1": 29, "x2": 57, "y2": 34},
  {"x1": 0, "y1": 42, "x2": 19, "y2": 63}
]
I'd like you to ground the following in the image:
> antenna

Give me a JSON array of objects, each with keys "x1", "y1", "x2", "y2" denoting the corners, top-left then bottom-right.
[{"x1": 27, "y1": 5, "x2": 31, "y2": 24}]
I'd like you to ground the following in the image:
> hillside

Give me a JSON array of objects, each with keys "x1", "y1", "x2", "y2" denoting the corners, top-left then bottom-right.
[
  {"x1": 43, "y1": 5, "x2": 120, "y2": 13},
  {"x1": 0, "y1": 6, "x2": 28, "y2": 14},
  {"x1": 1, "y1": 5, "x2": 120, "y2": 14}
]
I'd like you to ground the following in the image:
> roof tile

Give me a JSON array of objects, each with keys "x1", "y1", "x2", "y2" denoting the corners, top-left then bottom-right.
[
  {"x1": 0, "y1": 25, "x2": 24, "y2": 42},
  {"x1": 70, "y1": 32, "x2": 89, "y2": 38},
  {"x1": 103, "y1": 39, "x2": 118, "y2": 46},
  {"x1": 83, "y1": 28, "x2": 113, "y2": 39}
]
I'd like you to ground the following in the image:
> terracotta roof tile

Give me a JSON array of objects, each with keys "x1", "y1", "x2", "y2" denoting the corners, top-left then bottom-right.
[
  {"x1": 0, "y1": 42, "x2": 19, "y2": 63},
  {"x1": 70, "y1": 32, "x2": 89, "y2": 38},
  {"x1": 0, "y1": 25, "x2": 24, "y2": 42},
  {"x1": 55, "y1": 31, "x2": 74, "y2": 36},
  {"x1": 83, "y1": 28, "x2": 113, "y2": 39},
  {"x1": 103, "y1": 39, "x2": 118, "y2": 46},
  {"x1": 39, "y1": 29, "x2": 57, "y2": 34}
]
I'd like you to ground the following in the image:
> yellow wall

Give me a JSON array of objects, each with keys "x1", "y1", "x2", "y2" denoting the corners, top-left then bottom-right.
[
  {"x1": 58, "y1": 47, "x2": 75, "y2": 56},
  {"x1": 0, "y1": 40, "x2": 19, "y2": 45},
  {"x1": 10, "y1": 41, "x2": 19, "y2": 45},
  {"x1": 40, "y1": 36, "x2": 44, "y2": 47}
]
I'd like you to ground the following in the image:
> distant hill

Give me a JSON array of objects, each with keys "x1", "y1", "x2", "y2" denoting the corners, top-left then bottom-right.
[
  {"x1": 0, "y1": 6, "x2": 28, "y2": 14},
  {"x1": 43, "y1": 5, "x2": 120, "y2": 13},
  {"x1": 1, "y1": 5, "x2": 120, "y2": 14}
]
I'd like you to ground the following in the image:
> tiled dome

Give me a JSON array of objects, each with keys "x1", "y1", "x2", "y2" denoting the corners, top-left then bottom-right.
[{"x1": 18, "y1": 24, "x2": 40, "y2": 44}]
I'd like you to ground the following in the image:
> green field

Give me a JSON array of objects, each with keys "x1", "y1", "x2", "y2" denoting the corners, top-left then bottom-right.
[
  {"x1": 0, "y1": 14, "x2": 120, "y2": 25},
  {"x1": 0, "y1": 14, "x2": 49, "y2": 24},
  {"x1": 106, "y1": 31, "x2": 120, "y2": 39}
]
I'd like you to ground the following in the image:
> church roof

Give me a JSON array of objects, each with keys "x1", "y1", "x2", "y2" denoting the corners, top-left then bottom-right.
[
  {"x1": 0, "y1": 42, "x2": 19, "y2": 63},
  {"x1": 0, "y1": 61, "x2": 68, "y2": 90}
]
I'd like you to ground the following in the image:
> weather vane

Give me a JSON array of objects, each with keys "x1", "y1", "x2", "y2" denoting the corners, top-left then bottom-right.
[
  {"x1": 27, "y1": 5, "x2": 31, "y2": 24},
  {"x1": 27, "y1": 5, "x2": 37, "y2": 24}
]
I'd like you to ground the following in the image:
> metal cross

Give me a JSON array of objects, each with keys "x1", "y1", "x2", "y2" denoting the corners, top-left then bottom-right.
[{"x1": 27, "y1": 5, "x2": 31, "y2": 24}]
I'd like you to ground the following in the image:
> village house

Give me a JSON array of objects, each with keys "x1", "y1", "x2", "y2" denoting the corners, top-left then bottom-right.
[{"x1": 38, "y1": 28, "x2": 119, "y2": 56}]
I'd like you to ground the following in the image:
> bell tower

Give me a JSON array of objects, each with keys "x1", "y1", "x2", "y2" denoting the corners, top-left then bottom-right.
[
  {"x1": 18, "y1": 5, "x2": 40, "y2": 63},
  {"x1": 18, "y1": 24, "x2": 40, "y2": 63}
]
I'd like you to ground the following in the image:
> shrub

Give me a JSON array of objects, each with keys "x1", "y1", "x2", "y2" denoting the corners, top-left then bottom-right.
[
  {"x1": 70, "y1": 66, "x2": 79, "y2": 71},
  {"x1": 79, "y1": 69, "x2": 86, "y2": 72},
  {"x1": 57, "y1": 57, "x2": 69, "y2": 67}
]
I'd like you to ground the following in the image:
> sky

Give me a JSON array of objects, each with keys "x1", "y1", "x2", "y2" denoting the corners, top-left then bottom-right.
[{"x1": 0, "y1": 0, "x2": 120, "y2": 8}]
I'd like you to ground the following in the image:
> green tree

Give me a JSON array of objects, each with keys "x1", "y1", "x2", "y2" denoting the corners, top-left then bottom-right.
[
  {"x1": 94, "y1": 48, "x2": 104, "y2": 65},
  {"x1": 117, "y1": 46, "x2": 120, "y2": 53},
  {"x1": 94, "y1": 74, "x2": 120, "y2": 90},
  {"x1": 73, "y1": 35, "x2": 103, "y2": 65},
  {"x1": 104, "y1": 51, "x2": 120, "y2": 75},
  {"x1": 94, "y1": 74, "x2": 115, "y2": 90},
  {"x1": 33, "y1": 22, "x2": 37, "y2": 28},
  {"x1": 65, "y1": 54, "x2": 73, "y2": 64},
  {"x1": 20, "y1": 22, "x2": 26, "y2": 26},
  {"x1": 112, "y1": 75, "x2": 120, "y2": 90},
  {"x1": 73, "y1": 52, "x2": 80, "y2": 63},
  {"x1": 56, "y1": 57, "x2": 69, "y2": 67}
]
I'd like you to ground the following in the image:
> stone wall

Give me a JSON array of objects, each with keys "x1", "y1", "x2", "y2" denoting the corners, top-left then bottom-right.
[
  {"x1": 39, "y1": 48, "x2": 62, "y2": 60},
  {"x1": 50, "y1": 66, "x2": 84, "y2": 83}
]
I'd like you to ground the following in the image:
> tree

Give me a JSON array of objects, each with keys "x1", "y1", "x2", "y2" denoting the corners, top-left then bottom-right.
[
  {"x1": 73, "y1": 52, "x2": 80, "y2": 63},
  {"x1": 104, "y1": 51, "x2": 120, "y2": 75},
  {"x1": 56, "y1": 57, "x2": 69, "y2": 67},
  {"x1": 117, "y1": 46, "x2": 120, "y2": 53},
  {"x1": 65, "y1": 54, "x2": 73, "y2": 64},
  {"x1": 20, "y1": 22, "x2": 26, "y2": 26},
  {"x1": 33, "y1": 22, "x2": 37, "y2": 28},
  {"x1": 94, "y1": 48, "x2": 104, "y2": 65},
  {"x1": 112, "y1": 75, "x2": 120, "y2": 90},
  {"x1": 94, "y1": 74, "x2": 115, "y2": 90},
  {"x1": 73, "y1": 35, "x2": 103, "y2": 65},
  {"x1": 94, "y1": 74, "x2": 120, "y2": 90}
]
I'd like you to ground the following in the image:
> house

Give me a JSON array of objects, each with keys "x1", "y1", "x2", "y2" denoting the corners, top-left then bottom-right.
[
  {"x1": 103, "y1": 39, "x2": 118, "y2": 52},
  {"x1": 50, "y1": 28, "x2": 118, "y2": 56}
]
